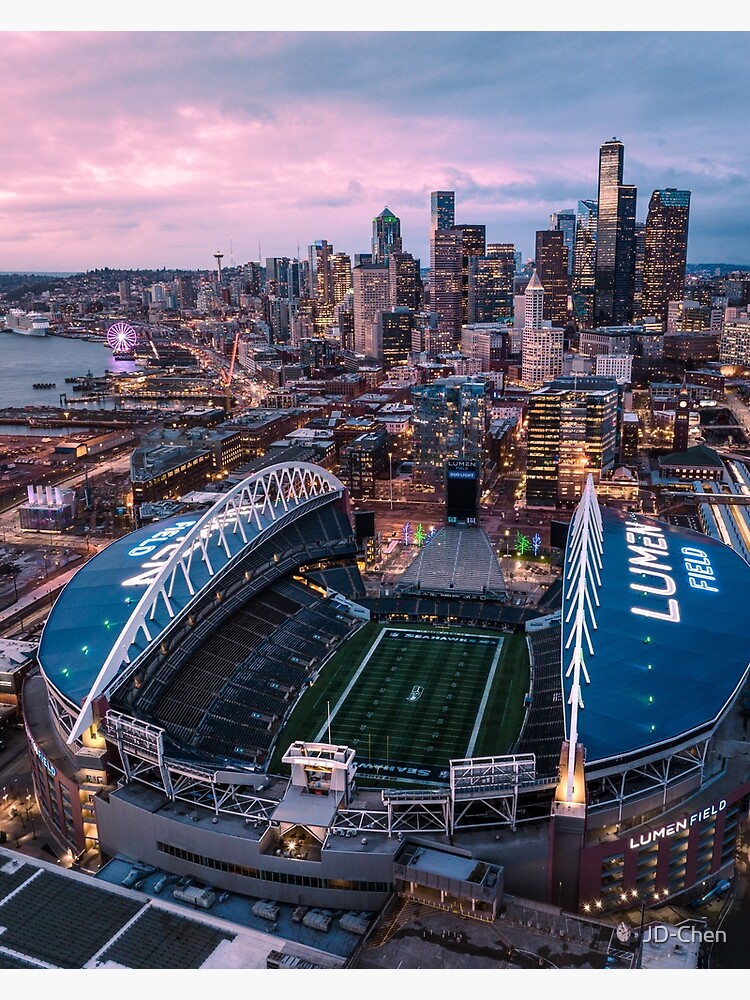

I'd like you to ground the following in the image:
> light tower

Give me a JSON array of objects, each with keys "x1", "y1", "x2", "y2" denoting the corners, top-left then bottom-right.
[{"x1": 214, "y1": 250, "x2": 224, "y2": 288}]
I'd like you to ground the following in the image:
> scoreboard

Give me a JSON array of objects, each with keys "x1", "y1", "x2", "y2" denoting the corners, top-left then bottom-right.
[{"x1": 445, "y1": 459, "x2": 480, "y2": 524}]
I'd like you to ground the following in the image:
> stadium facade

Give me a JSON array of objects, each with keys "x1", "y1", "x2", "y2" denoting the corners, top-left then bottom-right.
[{"x1": 24, "y1": 463, "x2": 750, "y2": 920}]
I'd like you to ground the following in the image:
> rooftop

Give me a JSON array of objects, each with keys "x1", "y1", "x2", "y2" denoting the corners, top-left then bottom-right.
[{"x1": 562, "y1": 506, "x2": 750, "y2": 764}]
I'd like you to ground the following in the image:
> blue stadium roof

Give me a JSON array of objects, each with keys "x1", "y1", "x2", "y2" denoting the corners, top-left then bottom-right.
[
  {"x1": 562, "y1": 508, "x2": 750, "y2": 765},
  {"x1": 39, "y1": 464, "x2": 348, "y2": 727},
  {"x1": 38, "y1": 515, "x2": 199, "y2": 706}
]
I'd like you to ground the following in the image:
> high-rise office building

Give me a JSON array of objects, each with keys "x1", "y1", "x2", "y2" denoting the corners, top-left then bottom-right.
[
  {"x1": 411, "y1": 376, "x2": 489, "y2": 490},
  {"x1": 266, "y1": 257, "x2": 302, "y2": 302},
  {"x1": 550, "y1": 209, "x2": 576, "y2": 277},
  {"x1": 370, "y1": 307, "x2": 414, "y2": 370},
  {"x1": 389, "y1": 252, "x2": 422, "y2": 311},
  {"x1": 353, "y1": 263, "x2": 390, "y2": 354},
  {"x1": 522, "y1": 270, "x2": 563, "y2": 388},
  {"x1": 572, "y1": 199, "x2": 597, "y2": 325},
  {"x1": 431, "y1": 190, "x2": 455, "y2": 235},
  {"x1": 468, "y1": 244, "x2": 515, "y2": 323},
  {"x1": 309, "y1": 240, "x2": 334, "y2": 304},
  {"x1": 372, "y1": 207, "x2": 403, "y2": 266},
  {"x1": 593, "y1": 139, "x2": 637, "y2": 326},
  {"x1": 535, "y1": 230, "x2": 569, "y2": 325},
  {"x1": 455, "y1": 224, "x2": 486, "y2": 327},
  {"x1": 430, "y1": 228, "x2": 463, "y2": 340},
  {"x1": 641, "y1": 189, "x2": 691, "y2": 331},
  {"x1": 331, "y1": 252, "x2": 353, "y2": 305},
  {"x1": 309, "y1": 240, "x2": 335, "y2": 335},
  {"x1": 429, "y1": 190, "x2": 460, "y2": 337},
  {"x1": 526, "y1": 376, "x2": 618, "y2": 506}
]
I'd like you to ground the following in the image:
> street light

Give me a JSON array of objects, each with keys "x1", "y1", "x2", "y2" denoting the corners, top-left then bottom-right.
[{"x1": 388, "y1": 452, "x2": 393, "y2": 510}]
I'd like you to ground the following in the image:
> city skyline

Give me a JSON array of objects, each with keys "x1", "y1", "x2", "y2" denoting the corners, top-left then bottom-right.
[{"x1": 1, "y1": 30, "x2": 750, "y2": 273}]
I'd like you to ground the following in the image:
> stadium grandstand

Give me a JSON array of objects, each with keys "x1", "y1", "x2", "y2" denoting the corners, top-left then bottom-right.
[
  {"x1": 20, "y1": 462, "x2": 750, "y2": 939},
  {"x1": 394, "y1": 524, "x2": 507, "y2": 598}
]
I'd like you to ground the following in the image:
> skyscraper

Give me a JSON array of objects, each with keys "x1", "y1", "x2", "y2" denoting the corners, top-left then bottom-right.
[
  {"x1": 430, "y1": 228, "x2": 463, "y2": 340},
  {"x1": 572, "y1": 199, "x2": 597, "y2": 325},
  {"x1": 455, "y1": 223, "x2": 486, "y2": 326},
  {"x1": 550, "y1": 209, "x2": 576, "y2": 277},
  {"x1": 593, "y1": 139, "x2": 637, "y2": 327},
  {"x1": 468, "y1": 243, "x2": 515, "y2": 324},
  {"x1": 389, "y1": 251, "x2": 422, "y2": 311},
  {"x1": 352, "y1": 263, "x2": 390, "y2": 355},
  {"x1": 534, "y1": 230, "x2": 569, "y2": 325},
  {"x1": 308, "y1": 240, "x2": 334, "y2": 304},
  {"x1": 526, "y1": 376, "x2": 618, "y2": 506},
  {"x1": 641, "y1": 189, "x2": 691, "y2": 331},
  {"x1": 429, "y1": 191, "x2": 459, "y2": 339},
  {"x1": 331, "y1": 252, "x2": 353, "y2": 305},
  {"x1": 372, "y1": 207, "x2": 403, "y2": 265},
  {"x1": 430, "y1": 190, "x2": 455, "y2": 235},
  {"x1": 308, "y1": 240, "x2": 335, "y2": 334},
  {"x1": 371, "y1": 307, "x2": 413, "y2": 370}
]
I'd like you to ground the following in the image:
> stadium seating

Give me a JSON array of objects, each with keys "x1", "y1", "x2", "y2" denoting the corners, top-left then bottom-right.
[
  {"x1": 396, "y1": 525, "x2": 507, "y2": 598},
  {"x1": 129, "y1": 573, "x2": 362, "y2": 764},
  {"x1": 514, "y1": 624, "x2": 565, "y2": 778}
]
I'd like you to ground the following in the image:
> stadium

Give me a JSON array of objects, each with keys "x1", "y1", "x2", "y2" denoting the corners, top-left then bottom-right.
[{"x1": 23, "y1": 461, "x2": 750, "y2": 922}]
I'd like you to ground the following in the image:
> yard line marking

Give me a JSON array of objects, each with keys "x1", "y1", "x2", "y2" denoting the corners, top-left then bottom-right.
[
  {"x1": 464, "y1": 638, "x2": 505, "y2": 758},
  {"x1": 313, "y1": 628, "x2": 388, "y2": 743}
]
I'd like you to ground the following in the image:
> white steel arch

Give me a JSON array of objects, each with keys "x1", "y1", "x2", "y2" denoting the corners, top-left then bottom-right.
[
  {"x1": 562, "y1": 474, "x2": 604, "y2": 800},
  {"x1": 67, "y1": 462, "x2": 345, "y2": 745}
]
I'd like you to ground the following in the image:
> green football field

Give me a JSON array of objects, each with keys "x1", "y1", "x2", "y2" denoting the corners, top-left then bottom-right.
[{"x1": 268, "y1": 622, "x2": 530, "y2": 785}]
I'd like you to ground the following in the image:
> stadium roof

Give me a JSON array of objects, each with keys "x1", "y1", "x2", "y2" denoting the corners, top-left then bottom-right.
[
  {"x1": 38, "y1": 463, "x2": 345, "y2": 722},
  {"x1": 562, "y1": 504, "x2": 750, "y2": 765},
  {"x1": 38, "y1": 513, "x2": 199, "y2": 707}
]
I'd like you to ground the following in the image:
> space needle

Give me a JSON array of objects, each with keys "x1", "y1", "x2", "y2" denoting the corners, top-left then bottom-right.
[{"x1": 214, "y1": 249, "x2": 224, "y2": 288}]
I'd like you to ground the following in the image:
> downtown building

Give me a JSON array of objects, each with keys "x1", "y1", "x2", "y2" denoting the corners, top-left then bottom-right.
[
  {"x1": 353, "y1": 262, "x2": 390, "y2": 355},
  {"x1": 572, "y1": 198, "x2": 598, "y2": 325},
  {"x1": 525, "y1": 376, "x2": 618, "y2": 506},
  {"x1": 521, "y1": 270, "x2": 564, "y2": 388},
  {"x1": 468, "y1": 243, "x2": 516, "y2": 324},
  {"x1": 640, "y1": 188, "x2": 692, "y2": 331},
  {"x1": 410, "y1": 375, "x2": 489, "y2": 490},
  {"x1": 593, "y1": 139, "x2": 637, "y2": 327},
  {"x1": 534, "y1": 229, "x2": 569, "y2": 326},
  {"x1": 372, "y1": 207, "x2": 403, "y2": 265}
]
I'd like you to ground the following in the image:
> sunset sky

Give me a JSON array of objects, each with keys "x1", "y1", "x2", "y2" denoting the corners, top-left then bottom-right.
[{"x1": 1, "y1": 24, "x2": 748, "y2": 273}]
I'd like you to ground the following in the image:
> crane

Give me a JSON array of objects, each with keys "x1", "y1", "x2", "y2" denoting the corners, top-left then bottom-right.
[{"x1": 220, "y1": 329, "x2": 241, "y2": 414}]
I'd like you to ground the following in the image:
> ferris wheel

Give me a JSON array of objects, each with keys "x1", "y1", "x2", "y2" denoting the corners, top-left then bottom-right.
[{"x1": 106, "y1": 321, "x2": 138, "y2": 353}]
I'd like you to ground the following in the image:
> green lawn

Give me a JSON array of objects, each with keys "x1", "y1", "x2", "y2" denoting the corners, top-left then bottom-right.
[{"x1": 267, "y1": 622, "x2": 530, "y2": 786}]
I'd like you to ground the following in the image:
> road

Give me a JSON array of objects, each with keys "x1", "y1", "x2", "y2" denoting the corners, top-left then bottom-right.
[{"x1": 0, "y1": 451, "x2": 132, "y2": 550}]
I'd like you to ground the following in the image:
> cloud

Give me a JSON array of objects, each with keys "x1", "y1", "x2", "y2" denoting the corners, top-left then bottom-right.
[{"x1": 0, "y1": 31, "x2": 748, "y2": 269}]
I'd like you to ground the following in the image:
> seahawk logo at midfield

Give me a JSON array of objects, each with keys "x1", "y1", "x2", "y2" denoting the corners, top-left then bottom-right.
[{"x1": 407, "y1": 686, "x2": 424, "y2": 702}]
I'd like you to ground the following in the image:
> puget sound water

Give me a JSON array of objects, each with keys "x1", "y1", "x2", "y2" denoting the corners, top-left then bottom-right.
[{"x1": 0, "y1": 331, "x2": 137, "y2": 411}]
